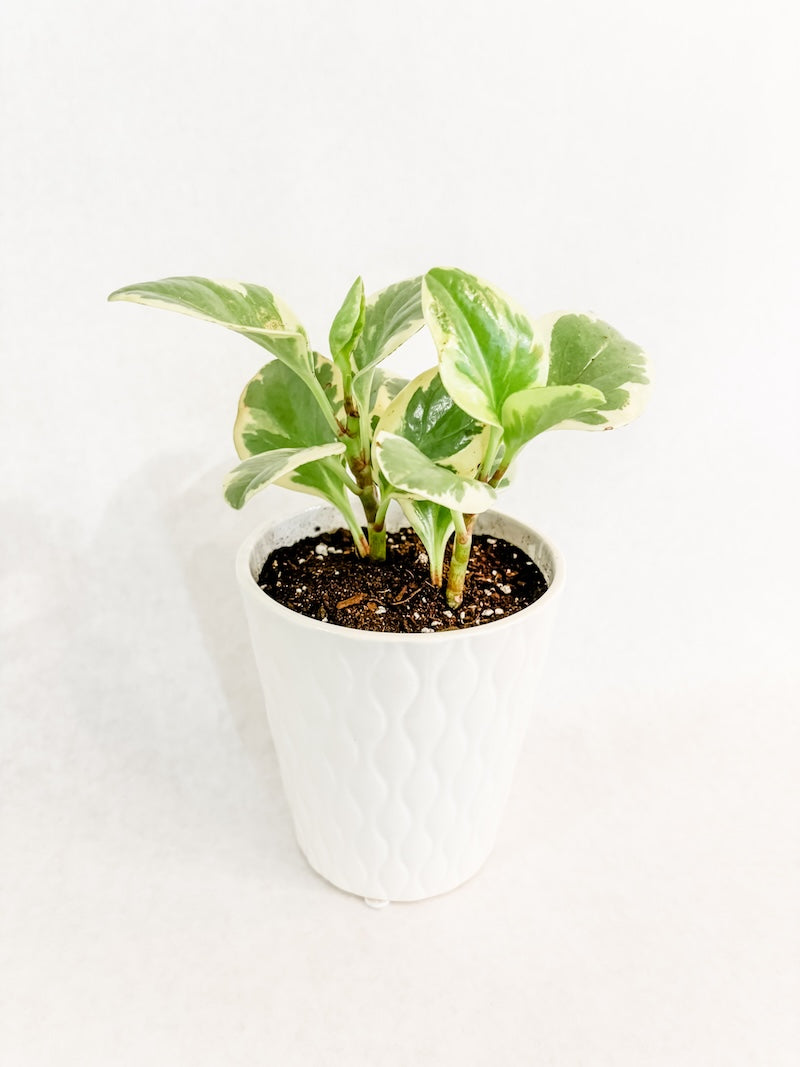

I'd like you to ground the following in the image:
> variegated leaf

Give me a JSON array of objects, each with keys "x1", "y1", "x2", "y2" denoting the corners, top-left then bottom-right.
[
  {"x1": 277, "y1": 457, "x2": 370, "y2": 556},
  {"x1": 350, "y1": 365, "x2": 411, "y2": 450},
  {"x1": 501, "y1": 383, "x2": 607, "y2": 460},
  {"x1": 229, "y1": 353, "x2": 355, "y2": 507},
  {"x1": 368, "y1": 370, "x2": 408, "y2": 430},
  {"x1": 328, "y1": 276, "x2": 365, "y2": 366},
  {"x1": 422, "y1": 267, "x2": 545, "y2": 427},
  {"x1": 397, "y1": 497, "x2": 454, "y2": 586},
  {"x1": 224, "y1": 443, "x2": 345, "y2": 509},
  {"x1": 374, "y1": 367, "x2": 486, "y2": 475},
  {"x1": 347, "y1": 276, "x2": 425, "y2": 438},
  {"x1": 233, "y1": 352, "x2": 342, "y2": 459},
  {"x1": 374, "y1": 432, "x2": 496, "y2": 514},
  {"x1": 276, "y1": 455, "x2": 352, "y2": 502},
  {"x1": 351, "y1": 276, "x2": 424, "y2": 377},
  {"x1": 108, "y1": 276, "x2": 315, "y2": 384},
  {"x1": 373, "y1": 370, "x2": 486, "y2": 562},
  {"x1": 536, "y1": 312, "x2": 651, "y2": 430}
]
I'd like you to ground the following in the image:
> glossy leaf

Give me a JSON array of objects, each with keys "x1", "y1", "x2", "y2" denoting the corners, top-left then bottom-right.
[
  {"x1": 422, "y1": 267, "x2": 545, "y2": 427},
  {"x1": 374, "y1": 367, "x2": 486, "y2": 473},
  {"x1": 233, "y1": 353, "x2": 342, "y2": 459},
  {"x1": 347, "y1": 276, "x2": 425, "y2": 452},
  {"x1": 374, "y1": 432, "x2": 496, "y2": 514},
  {"x1": 108, "y1": 275, "x2": 315, "y2": 384},
  {"x1": 277, "y1": 454, "x2": 351, "y2": 501},
  {"x1": 397, "y1": 497, "x2": 454, "y2": 586},
  {"x1": 328, "y1": 276, "x2": 365, "y2": 366},
  {"x1": 350, "y1": 366, "x2": 411, "y2": 455},
  {"x1": 368, "y1": 370, "x2": 408, "y2": 431},
  {"x1": 372, "y1": 369, "x2": 486, "y2": 573},
  {"x1": 351, "y1": 276, "x2": 425, "y2": 377},
  {"x1": 540, "y1": 312, "x2": 651, "y2": 429},
  {"x1": 501, "y1": 383, "x2": 606, "y2": 460},
  {"x1": 233, "y1": 354, "x2": 355, "y2": 508},
  {"x1": 224, "y1": 443, "x2": 345, "y2": 509}
]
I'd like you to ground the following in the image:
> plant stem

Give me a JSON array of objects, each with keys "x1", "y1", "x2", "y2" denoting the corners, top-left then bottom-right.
[
  {"x1": 347, "y1": 522, "x2": 370, "y2": 557},
  {"x1": 340, "y1": 375, "x2": 385, "y2": 557},
  {"x1": 429, "y1": 558, "x2": 443, "y2": 587},
  {"x1": 340, "y1": 504, "x2": 369, "y2": 557},
  {"x1": 445, "y1": 426, "x2": 502, "y2": 605},
  {"x1": 446, "y1": 510, "x2": 476, "y2": 608},
  {"x1": 329, "y1": 465, "x2": 362, "y2": 497},
  {"x1": 368, "y1": 526, "x2": 386, "y2": 559},
  {"x1": 319, "y1": 475, "x2": 368, "y2": 556},
  {"x1": 368, "y1": 494, "x2": 392, "y2": 562},
  {"x1": 308, "y1": 374, "x2": 345, "y2": 437},
  {"x1": 346, "y1": 436, "x2": 380, "y2": 522},
  {"x1": 479, "y1": 425, "x2": 503, "y2": 481},
  {"x1": 489, "y1": 463, "x2": 508, "y2": 488}
]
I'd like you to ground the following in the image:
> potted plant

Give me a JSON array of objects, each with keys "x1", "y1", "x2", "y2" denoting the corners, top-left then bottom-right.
[{"x1": 109, "y1": 268, "x2": 650, "y2": 905}]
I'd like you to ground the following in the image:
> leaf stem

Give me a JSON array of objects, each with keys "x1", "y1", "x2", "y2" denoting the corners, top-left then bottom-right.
[
  {"x1": 446, "y1": 509, "x2": 476, "y2": 608},
  {"x1": 479, "y1": 425, "x2": 503, "y2": 482},
  {"x1": 337, "y1": 497, "x2": 369, "y2": 557},
  {"x1": 444, "y1": 426, "x2": 501, "y2": 604},
  {"x1": 368, "y1": 493, "x2": 393, "y2": 561},
  {"x1": 307, "y1": 374, "x2": 345, "y2": 438},
  {"x1": 489, "y1": 461, "x2": 510, "y2": 488},
  {"x1": 328, "y1": 463, "x2": 362, "y2": 497},
  {"x1": 340, "y1": 369, "x2": 385, "y2": 557}
]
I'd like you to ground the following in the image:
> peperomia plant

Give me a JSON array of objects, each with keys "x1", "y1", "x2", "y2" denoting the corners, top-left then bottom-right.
[{"x1": 109, "y1": 268, "x2": 650, "y2": 608}]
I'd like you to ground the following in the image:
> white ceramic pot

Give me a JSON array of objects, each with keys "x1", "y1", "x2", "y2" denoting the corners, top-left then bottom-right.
[{"x1": 236, "y1": 505, "x2": 565, "y2": 904}]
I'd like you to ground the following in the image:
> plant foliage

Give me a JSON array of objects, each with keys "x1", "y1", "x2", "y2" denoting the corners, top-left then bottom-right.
[{"x1": 110, "y1": 268, "x2": 650, "y2": 607}]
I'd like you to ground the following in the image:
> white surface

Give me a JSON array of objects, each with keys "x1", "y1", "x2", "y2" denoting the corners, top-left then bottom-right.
[
  {"x1": 1, "y1": 1, "x2": 798, "y2": 1064},
  {"x1": 238, "y1": 506, "x2": 563, "y2": 902}
]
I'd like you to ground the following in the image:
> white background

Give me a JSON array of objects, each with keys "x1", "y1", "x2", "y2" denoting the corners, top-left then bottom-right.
[{"x1": 2, "y1": 1, "x2": 798, "y2": 1064}]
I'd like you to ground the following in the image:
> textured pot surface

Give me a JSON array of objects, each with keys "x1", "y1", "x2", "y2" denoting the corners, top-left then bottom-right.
[{"x1": 236, "y1": 506, "x2": 564, "y2": 902}]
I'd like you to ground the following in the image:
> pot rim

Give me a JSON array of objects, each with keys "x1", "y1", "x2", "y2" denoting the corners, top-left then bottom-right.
[{"x1": 236, "y1": 505, "x2": 566, "y2": 644}]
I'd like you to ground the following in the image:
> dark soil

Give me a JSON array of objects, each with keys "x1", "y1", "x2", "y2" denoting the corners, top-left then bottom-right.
[{"x1": 257, "y1": 527, "x2": 548, "y2": 634}]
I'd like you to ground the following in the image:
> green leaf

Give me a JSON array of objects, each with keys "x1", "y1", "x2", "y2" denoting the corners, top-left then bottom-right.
[
  {"x1": 397, "y1": 498, "x2": 454, "y2": 586},
  {"x1": 374, "y1": 432, "x2": 496, "y2": 514},
  {"x1": 371, "y1": 370, "x2": 469, "y2": 581},
  {"x1": 108, "y1": 275, "x2": 315, "y2": 384},
  {"x1": 351, "y1": 276, "x2": 424, "y2": 377},
  {"x1": 277, "y1": 455, "x2": 349, "y2": 500},
  {"x1": 374, "y1": 367, "x2": 486, "y2": 473},
  {"x1": 501, "y1": 383, "x2": 607, "y2": 459},
  {"x1": 422, "y1": 267, "x2": 545, "y2": 427},
  {"x1": 234, "y1": 352, "x2": 342, "y2": 459},
  {"x1": 278, "y1": 458, "x2": 369, "y2": 555},
  {"x1": 350, "y1": 366, "x2": 411, "y2": 454},
  {"x1": 368, "y1": 370, "x2": 408, "y2": 430},
  {"x1": 541, "y1": 313, "x2": 651, "y2": 429},
  {"x1": 329, "y1": 276, "x2": 365, "y2": 366},
  {"x1": 232, "y1": 353, "x2": 356, "y2": 511},
  {"x1": 224, "y1": 443, "x2": 345, "y2": 509},
  {"x1": 346, "y1": 273, "x2": 423, "y2": 456}
]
